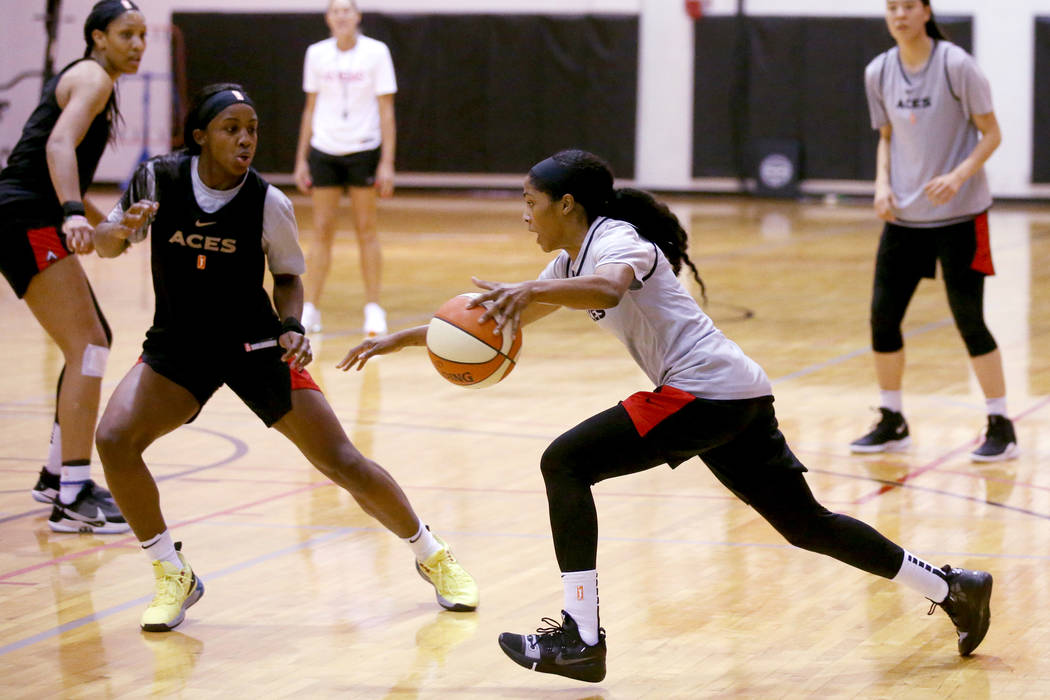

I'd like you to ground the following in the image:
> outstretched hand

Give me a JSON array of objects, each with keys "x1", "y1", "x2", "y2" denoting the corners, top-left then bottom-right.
[
  {"x1": 468, "y1": 276, "x2": 535, "y2": 336},
  {"x1": 338, "y1": 332, "x2": 411, "y2": 371},
  {"x1": 121, "y1": 199, "x2": 159, "y2": 237}
]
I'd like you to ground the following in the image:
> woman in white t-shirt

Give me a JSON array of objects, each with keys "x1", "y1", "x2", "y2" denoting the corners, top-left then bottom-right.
[
  {"x1": 338, "y1": 149, "x2": 994, "y2": 682},
  {"x1": 293, "y1": 0, "x2": 397, "y2": 337}
]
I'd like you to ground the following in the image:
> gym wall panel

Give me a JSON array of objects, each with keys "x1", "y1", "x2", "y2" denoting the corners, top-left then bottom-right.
[
  {"x1": 172, "y1": 12, "x2": 639, "y2": 177},
  {"x1": 693, "y1": 16, "x2": 972, "y2": 181},
  {"x1": 1034, "y1": 18, "x2": 1050, "y2": 184}
]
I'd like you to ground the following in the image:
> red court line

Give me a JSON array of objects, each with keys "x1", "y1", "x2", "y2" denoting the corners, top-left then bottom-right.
[
  {"x1": 0, "y1": 481, "x2": 332, "y2": 582},
  {"x1": 852, "y1": 396, "x2": 1050, "y2": 506}
]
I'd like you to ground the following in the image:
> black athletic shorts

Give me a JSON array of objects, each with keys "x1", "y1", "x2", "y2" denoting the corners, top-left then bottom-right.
[
  {"x1": 307, "y1": 146, "x2": 381, "y2": 188},
  {"x1": 0, "y1": 202, "x2": 70, "y2": 298},
  {"x1": 877, "y1": 212, "x2": 994, "y2": 281},
  {"x1": 141, "y1": 336, "x2": 321, "y2": 427}
]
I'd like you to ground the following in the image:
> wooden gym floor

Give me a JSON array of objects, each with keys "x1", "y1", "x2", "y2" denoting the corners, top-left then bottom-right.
[{"x1": 1, "y1": 190, "x2": 1048, "y2": 698}]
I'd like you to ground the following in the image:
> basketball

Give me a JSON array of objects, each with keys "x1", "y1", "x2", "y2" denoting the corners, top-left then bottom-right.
[{"x1": 426, "y1": 293, "x2": 523, "y2": 388}]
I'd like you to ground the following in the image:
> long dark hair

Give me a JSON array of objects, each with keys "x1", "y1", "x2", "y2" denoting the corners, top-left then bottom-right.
[
  {"x1": 921, "y1": 0, "x2": 946, "y2": 40},
  {"x1": 82, "y1": 0, "x2": 141, "y2": 137},
  {"x1": 181, "y1": 83, "x2": 254, "y2": 155},
  {"x1": 528, "y1": 149, "x2": 706, "y2": 300}
]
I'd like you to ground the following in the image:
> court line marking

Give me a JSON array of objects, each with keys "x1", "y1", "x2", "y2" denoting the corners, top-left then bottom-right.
[
  {"x1": 850, "y1": 395, "x2": 1050, "y2": 506},
  {"x1": 0, "y1": 528, "x2": 352, "y2": 658},
  {"x1": 0, "y1": 425, "x2": 249, "y2": 527},
  {"x1": 0, "y1": 480, "x2": 326, "y2": 582}
]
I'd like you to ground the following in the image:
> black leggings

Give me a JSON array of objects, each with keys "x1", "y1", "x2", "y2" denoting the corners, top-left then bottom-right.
[
  {"x1": 539, "y1": 395, "x2": 904, "y2": 577},
  {"x1": 870, "y1": 220, "x2": 997, "y2": 357}
]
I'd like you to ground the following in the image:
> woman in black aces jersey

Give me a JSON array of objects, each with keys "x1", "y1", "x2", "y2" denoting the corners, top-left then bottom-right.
[
  {"x1": 91, "y1": 84, "x2": 478, "y2": 632},
  {"x1": 0, "y1": 0, "x2": 145, "y2": 533}
]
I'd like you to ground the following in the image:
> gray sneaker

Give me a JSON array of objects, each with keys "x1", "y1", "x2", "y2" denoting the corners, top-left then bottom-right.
[{"x1": 48, "y1": 481, "x2": 130, "y2": 534}]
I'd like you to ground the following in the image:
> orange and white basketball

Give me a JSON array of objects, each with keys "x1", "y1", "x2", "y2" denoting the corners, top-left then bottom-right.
[{"x1": 426, "y1": 293, "x2": 523, "y2": 388}]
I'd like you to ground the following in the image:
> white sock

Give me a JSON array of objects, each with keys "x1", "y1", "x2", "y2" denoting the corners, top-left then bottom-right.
[
  {"x1": 59, "y1": 462, "x2": 90, "y2": 504},
  {"x1": 985, "y1": 397, "x2": 1007, "y2": 417},
  {"x1": 404, "y1": 522, "x2": 443, "y2": 562},
  {"x1": 880, "y1": 390, "x2": 903, "y2": 414},
  {"x1": 44, "y1": 422, "x2": 62, "y2": 476},
  {"x1": 562, "y1": 569, "x2": 600, "y2": 646},
  {"x1": 140, "y1": 531, "x2": 183, "y2": 569},
  {"x1": 893, "y1": 550, "x2": 948, "y2": 603}
]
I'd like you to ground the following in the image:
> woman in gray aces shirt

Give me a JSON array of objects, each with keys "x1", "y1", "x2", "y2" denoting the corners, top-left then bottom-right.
[
  {"x1": 340, "y1": 149, "x2": 995, "y2": 683},
  {"x1": 852, "y1": 0, "x2": 1015, "y2": 462}
]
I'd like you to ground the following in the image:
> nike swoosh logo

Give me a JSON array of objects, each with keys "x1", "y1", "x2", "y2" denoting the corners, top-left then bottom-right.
[
  {"x1": 64, "y1": 506, "x2": 105, "y2": 527},
  {"x1": 195, "y1": 220, "x2": 217, "y2": 227},
  {"x1": 553, "y1": 653, "x2": 593, "y2": 666}
]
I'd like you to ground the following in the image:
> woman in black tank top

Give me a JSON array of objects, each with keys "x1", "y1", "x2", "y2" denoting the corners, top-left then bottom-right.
[
  {"x1": 87, "y1": 84, "x2": 478, "y2": 632},
  {"x1": 0, "y1": 1, "x2": 145, "y2": 534}
]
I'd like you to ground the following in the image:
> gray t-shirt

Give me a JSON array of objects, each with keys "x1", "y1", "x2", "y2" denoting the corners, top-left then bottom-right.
[
  {"x1": 538, "y1": 217, "x2": 772, "y2": 400},
  {"x1": 864, "y1": 40, "x2": 994, "y2": 227}
]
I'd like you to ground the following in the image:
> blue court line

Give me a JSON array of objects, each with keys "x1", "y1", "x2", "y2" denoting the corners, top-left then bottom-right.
[
  {"x1": 770, "y1": 319, "x2": 953, "y2": 385},
  {"x1": 0, "y1": 426, "x2": 248, "y2": 527},
  {"x1": 0, "y1": 527, "x2": 355, "y2": 657}
]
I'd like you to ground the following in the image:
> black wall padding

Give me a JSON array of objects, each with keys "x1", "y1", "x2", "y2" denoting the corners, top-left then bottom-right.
[
  {"x1": 172, "y1": 12, "x2": 638, "y2": 178},
  {"x1": 693, "y1": 16, "x2": 972, "y2": 181},
  {"x1": 1034, "y1": 18, "x2": 1050, "y2": 183}
]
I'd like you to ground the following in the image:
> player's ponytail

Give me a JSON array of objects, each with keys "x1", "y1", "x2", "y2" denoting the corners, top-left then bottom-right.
[
  {"x1": 605, "y1": 188, "x2": 706, "y2": 301},
  {"x1": 921, "y1": 1, "x2": 946, "y2": 40},
  {"x1": 528, "y1": 149, "x2": 706, "y2": 301}
]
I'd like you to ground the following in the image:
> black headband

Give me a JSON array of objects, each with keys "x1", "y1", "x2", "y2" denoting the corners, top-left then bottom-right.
[
  {"x1": 529, "y1": 156, "x2": 573, "y2": 193},
  {"x1": 195, "y1": 89, "x2": 255, "y2": 131}
]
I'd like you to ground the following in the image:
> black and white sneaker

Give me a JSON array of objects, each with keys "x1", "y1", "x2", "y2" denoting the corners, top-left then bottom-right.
[
  {"x1": 971, "y1": 415, "x2": 1019, "y2": 462},
  {"x1": 929, "y1": 565, "x2": 993, "y2": 656},
  {"x1": 498, "y1": 611, "x2": 607, "y2": 683},
  {"x1": 31, "y1": 467, "x2": 60, "y2": 503},
  {"x1": 850, "y1": 408, "x2": 911, "y2": 453},
  {"x1": 48, "y1": 481, "x2": 130, "y2": 534}
]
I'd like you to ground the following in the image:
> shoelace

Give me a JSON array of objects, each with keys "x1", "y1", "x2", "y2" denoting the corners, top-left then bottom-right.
[
  {"x1": 152, "y1": 567, "x2": 189, "y2": 606},
  {"x1": 424, "y1": 550, "x2": 470, "y2": 594},
  {"x1": 533, "y1": 617, "x2": 567, "y2": 641}
]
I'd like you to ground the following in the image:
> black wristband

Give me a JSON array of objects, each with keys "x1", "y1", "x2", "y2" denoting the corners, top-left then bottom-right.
[
  {"x1": 281, "y1": 317, "x2": 306, "y2": 336},
  {"x1": 61, "y1": 201, "x2": 86, "y2": 219}
]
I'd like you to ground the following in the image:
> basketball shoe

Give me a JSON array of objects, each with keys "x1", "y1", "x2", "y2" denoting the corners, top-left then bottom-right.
[
  {"x1": 363, "y1": 302, "x2": 387, "y2": 337},
  {"x1": 971, "y1": 415, "x2": 1019, "y2": 462},
  {"x1": 47, "y1": 481, "x2": 130, "y2": 533},
  {"x1": 498, "y1": 611, "x2": 607, "y2": 683},
  {"x1": 850, "y1": 408, "x2": 910, "y2": 453},
  {"x1": 141, "y1": 543, "x2": 205, "y2": 632},
  {"x1": 31, "y1": 467, "x2": 60, "y2": 503},
  {"x1": 415, "y1": 536, "x2": 479, "y2": 612},
  {"x1": 929, "y1": 565, "x2": 992, "y2": 656}
]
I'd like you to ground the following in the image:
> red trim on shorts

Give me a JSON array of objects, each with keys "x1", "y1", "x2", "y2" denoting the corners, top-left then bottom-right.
[
  {"x1": 620, "y1": 385, "x2": 696, "y2": 437},
  {"x1": 26, "y1": 226, "x2": 68, "y2": 272},
  {"x1": 290, "y1": 365, "x2": 321, "y2": 393},
  {"x1": 971, "y1": 212, "x2": 994, "y2": 276}
]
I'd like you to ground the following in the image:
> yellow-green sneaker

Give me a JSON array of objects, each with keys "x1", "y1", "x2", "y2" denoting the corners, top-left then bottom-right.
[
  {"x1": 140, "y1": 546, "x2": 205, "y2": 632},
  {"x1": 415, "y1": 536, "x2": 479, "y2": 612}
]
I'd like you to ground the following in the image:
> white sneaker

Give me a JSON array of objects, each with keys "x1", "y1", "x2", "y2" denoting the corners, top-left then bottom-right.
[
  {"x1": 302, "y1": 302, "x2": 322, "y2": 333},
  {"x1": 363, "y1": 302, "x2": 387, "y2": 337}
]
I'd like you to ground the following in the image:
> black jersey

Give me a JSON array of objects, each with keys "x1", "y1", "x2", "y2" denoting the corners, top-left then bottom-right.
[
  {"x1": 0, "y1": 60, "x2": 113, "y2": 213},
  {"x1": 145, "y1": 153, "x2": 280, "y2": 349}
]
